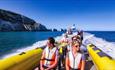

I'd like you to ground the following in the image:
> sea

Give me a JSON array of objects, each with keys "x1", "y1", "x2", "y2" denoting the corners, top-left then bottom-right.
[{"x1": 0, "y1": 31, "x2": 115, "y2": 59}]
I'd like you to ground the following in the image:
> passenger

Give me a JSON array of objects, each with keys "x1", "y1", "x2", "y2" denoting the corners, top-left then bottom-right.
[
  {"x1": 60, "y1": 34, "x2": 69, "y2": 43},
  {"x1": 77, "y1": 30, "x2": 83, "y2": 41},
  {"x1": 77, "y1": 31, "x2": 87, "y2": 53},
  {"x1": 72, "y1": 31, "x2": 86, "y2": 55},
  {"x1": 66, "y1": 28, "x2": 73, "y2": 35},
  {"x1": 40, "y1": 37, "x2": 59, "y2": 70},
  {"x1": 66, "y1": 38, "x2": 85, "y2": 70},
  {"x1": 67, "y1": 36, "x2": 81, "y2": 52},
  {"x1": 58, "y1": 34, "x2": 69, "y2": 69}
]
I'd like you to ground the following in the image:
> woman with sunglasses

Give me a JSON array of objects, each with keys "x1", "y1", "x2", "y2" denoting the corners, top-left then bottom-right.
[{"x1": 66, "y1": 38, "x2": 85, "y2": 70}]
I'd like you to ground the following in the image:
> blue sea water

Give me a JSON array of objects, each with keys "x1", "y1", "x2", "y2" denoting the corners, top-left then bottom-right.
[
  {"x1": 0, "y1": 31, "x2": 115, "y2": 58},
  {"x1": 0, "y1": 32, "x2": 63, "y2": 57},
  {"x1": 87, "y1": 31, "x2": 115, "y2": 42}
]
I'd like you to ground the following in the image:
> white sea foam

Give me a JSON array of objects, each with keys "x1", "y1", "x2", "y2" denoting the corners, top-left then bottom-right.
[
  {"x1": 83, "y1": 32, "x2": 115, "y2": 59},
  {"x1": 1, "y1": 35, "x2": 64, "y2": 59},
  {"x1": 1, "y1": 32, "x2": 115, "y2": 59}
]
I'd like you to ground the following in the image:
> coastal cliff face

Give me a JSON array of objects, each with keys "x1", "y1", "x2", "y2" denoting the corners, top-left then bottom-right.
[{"x1": 0, "y1": 9, "x2": 47, "y2": 31}]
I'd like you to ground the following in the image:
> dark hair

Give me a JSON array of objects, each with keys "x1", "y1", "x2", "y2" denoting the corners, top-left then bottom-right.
[
  {"x1": 48, "y1": 37, "x2": 55, "y2": 44},
  {"x1": 72, "y1": 36, "x2": 77, "y2": 40}
]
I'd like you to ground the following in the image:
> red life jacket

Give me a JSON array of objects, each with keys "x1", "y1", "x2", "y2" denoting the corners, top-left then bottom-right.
[{"x1": 42, "y1": 47, "x2": 58, "y2": 67}]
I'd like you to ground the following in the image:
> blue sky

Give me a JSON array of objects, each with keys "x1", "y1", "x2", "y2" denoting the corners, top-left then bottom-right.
[{"x1": 0, "y1": 0, "x2": 115, "y2": 31}]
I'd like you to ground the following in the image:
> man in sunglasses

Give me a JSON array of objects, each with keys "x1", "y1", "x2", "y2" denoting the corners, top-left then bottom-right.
[{"x1": 40, "y1": 37, "x2": 59, "y2": 70}]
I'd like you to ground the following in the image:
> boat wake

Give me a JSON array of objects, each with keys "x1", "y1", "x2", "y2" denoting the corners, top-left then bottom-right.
[
  {"x1": 1, "y1": 32, "x2": 115, "y2": 59},
  {"x1": 83, "y1": 32, "x2": 115, "y2": 59}
]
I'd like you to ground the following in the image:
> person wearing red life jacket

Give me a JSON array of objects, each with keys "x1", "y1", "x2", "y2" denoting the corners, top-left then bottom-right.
[
  {"x1": 67, "y1": 36, "x2": 80, "y2": 52},
  {"x1": 58, "y1": 34, "x2": 70, "y2": 69},
  {"x1": 60, "y1": 34, "x2": 69, "y2": 43},
  {"x1": 40, "y1": 37, "x2": 59, "y2": 70},
  {"x1": 66, "y1": 37, "x2": 85, "y2": 70}
]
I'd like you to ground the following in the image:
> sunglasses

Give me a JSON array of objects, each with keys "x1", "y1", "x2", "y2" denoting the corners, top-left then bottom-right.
[{"x1": 73, "y1": 43, "x2": 79, "y2": 47}]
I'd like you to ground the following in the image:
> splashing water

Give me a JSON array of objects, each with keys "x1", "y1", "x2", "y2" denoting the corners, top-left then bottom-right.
[
  {"x1": 1, "y1": 32, "x2": 115, "y2": 59},
  {"x1": 83, "y1": 32, "x2": 115, "y2": 59}
]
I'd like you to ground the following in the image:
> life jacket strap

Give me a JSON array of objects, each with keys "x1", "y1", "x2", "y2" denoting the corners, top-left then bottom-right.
[{"x1": 41, "y1": 58, "x2": 55, "y2": 61}]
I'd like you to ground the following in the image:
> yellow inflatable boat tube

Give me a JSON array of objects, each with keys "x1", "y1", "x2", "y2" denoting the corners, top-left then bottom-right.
[
  {"x1": 87, "y1": 44, "x2": 115, "y2": 70},
  {"x1": 0, "y1": 48, "x2": 43, "y2": 70}
]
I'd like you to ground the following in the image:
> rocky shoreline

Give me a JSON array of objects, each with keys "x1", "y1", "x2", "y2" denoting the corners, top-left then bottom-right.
[{"x1": 0, "y1": 9, "x2": 48, "y2": 31}]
